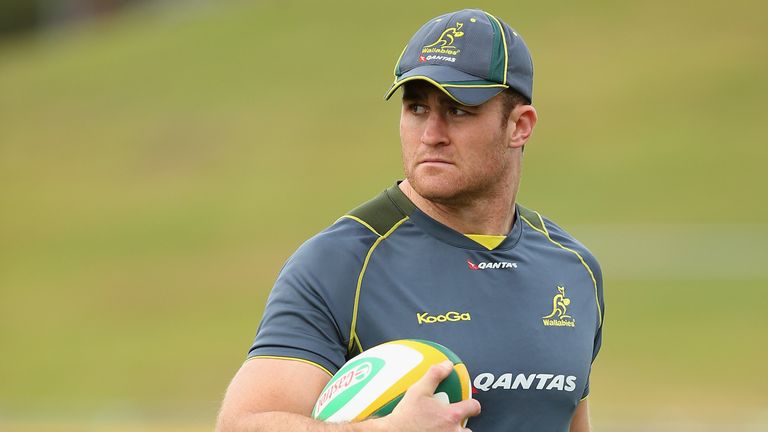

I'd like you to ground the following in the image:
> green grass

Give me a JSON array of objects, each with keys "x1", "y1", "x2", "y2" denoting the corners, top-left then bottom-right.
[
  {"x1": 592, "y1": 279, "x2": 768, "y2": 416},
  {"x1": 1, "y1": 0, "x2": 766, "y2": 428}
]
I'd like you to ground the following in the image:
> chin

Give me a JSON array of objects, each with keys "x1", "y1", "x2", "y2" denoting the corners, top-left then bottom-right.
[{"x1": 409, "y1": 174, "x2": 471, "y2": 205}]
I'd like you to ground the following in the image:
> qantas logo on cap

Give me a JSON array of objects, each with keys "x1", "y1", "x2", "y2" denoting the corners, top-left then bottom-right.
[{"x1": 467, "y1": 259, "x2": 518, "y2": 270}]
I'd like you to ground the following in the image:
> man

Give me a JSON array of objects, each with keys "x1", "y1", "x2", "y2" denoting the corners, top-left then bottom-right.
[{"x1": 217, "y1": 8, "x2": 603, "y2": 432}]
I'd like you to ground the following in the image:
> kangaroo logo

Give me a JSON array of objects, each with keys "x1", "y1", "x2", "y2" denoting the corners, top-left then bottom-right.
[
  {"x1": 424, "y1": 22, "x2": 464, "y2": 50},
  {"x1": 542, "y1": 286, "x2": 576, "y2": 327},
  {"x1": 420, "y1": 22, "x2": 465, "y2": 61}
]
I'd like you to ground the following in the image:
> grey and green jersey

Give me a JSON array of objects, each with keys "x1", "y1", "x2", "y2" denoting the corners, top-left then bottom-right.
[{"x1": 249, "y1": 183, "x2": 604, "y2": 431}]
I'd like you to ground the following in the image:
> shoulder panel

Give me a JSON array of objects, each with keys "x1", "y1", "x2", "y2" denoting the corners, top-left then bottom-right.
[
  {"x1": 518, "y1": 204, "x2": 546, "y2": 234},
  {"x1": 346, "y1": 184, "x2": 416, "y2": 236}
]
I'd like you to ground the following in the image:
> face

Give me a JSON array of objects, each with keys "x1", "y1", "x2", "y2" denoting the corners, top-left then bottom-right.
[{"x1": 399, "y1": 81, "x2": 516, "y2": 205}]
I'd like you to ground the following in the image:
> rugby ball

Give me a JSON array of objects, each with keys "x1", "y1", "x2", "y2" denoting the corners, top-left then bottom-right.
[{"x1": 311, "y1": 339, "x2": 471, "y2": 423}]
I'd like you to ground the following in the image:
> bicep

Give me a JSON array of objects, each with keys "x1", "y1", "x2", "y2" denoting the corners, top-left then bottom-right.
[
  {"x1": 569, "y1": 399, "x2": 591, "y2": 432},
  {"x1": 219, "y1": 358, "x2": 332, "y2": 418}
]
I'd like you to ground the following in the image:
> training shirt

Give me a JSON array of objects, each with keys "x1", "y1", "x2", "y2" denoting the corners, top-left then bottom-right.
[{"x1": 249, "y1": 183, "x2": 604, "y2": 432}]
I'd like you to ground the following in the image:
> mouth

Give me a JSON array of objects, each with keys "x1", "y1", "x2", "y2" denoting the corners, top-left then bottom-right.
[{"x1": 418, "y1": 158, "x2": 453, "y2": 166}]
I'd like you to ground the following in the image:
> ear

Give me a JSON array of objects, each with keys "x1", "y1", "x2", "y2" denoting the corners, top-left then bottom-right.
[{"x1": 506, "y1": 105, "x2": 538, "y2": 149}]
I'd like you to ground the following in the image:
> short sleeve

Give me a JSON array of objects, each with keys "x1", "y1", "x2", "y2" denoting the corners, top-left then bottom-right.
[
  {"x1": 580, "y1": 252, "x2": 604, "y2": 399},
  {"x1": 542, "y1": 215, "x2": 605, "y2": 401},
  {"x1": 247, "y1": 221, "x2": 375, "y2": 376}
]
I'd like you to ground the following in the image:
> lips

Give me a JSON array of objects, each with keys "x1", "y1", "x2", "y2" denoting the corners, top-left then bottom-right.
[{"x1": 418, "y1": 158, "x2": 453, "y2": 165}]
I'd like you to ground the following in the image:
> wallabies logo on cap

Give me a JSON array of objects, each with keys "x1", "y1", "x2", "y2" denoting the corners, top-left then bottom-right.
[{"x1": 420, "y1": 21, "x2": 464, "y2": 63}]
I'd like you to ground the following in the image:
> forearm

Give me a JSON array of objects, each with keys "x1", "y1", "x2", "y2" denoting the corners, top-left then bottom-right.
[
  {"x1": 216, "y1": 361, "x2": 479, "y2": 432},
  {"x1": 569, "y1": 399, "x2": 591, "y2": 432},
  {"x1": 216, "y1": 411, "x2": 387, "y2": 432}
]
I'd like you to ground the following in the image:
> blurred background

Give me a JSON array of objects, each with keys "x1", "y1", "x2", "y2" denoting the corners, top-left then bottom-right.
[{"x1": 1, "y1": 0, "x2": 766, "y2": 431}]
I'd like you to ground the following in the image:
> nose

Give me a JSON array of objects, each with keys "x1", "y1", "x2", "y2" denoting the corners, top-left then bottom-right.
[{"x1": 420, "y1": 112, "x2": 449, "y2": 146}]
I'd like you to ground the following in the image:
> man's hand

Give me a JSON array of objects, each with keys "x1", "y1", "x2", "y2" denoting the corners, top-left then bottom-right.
[
  {"x1": 217, "y1": 358, "x2": 481, "y2": 432},
  {"x1": 371, "y1": 360, "x2": 482, "y2": 432}
]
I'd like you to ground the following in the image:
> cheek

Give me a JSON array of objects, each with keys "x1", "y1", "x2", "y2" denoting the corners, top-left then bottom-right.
[
  {"x1": 468, "y1": 132, "x2": 508, "y2": 173},
  {"x1": 399, "y1": 120, "x2": 419, "y2": 160},
  {"x1": 400, "y1": 116, "x2": 416, "y2": 140}
]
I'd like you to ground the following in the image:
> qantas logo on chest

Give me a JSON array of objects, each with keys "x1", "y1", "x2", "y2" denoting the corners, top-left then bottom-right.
[
  {"x1": 473, "y1": 372, "x2": 578, "y2": 392},
  {"x1": 467, "y1": 260, "x2": 518, "y2": 270}
]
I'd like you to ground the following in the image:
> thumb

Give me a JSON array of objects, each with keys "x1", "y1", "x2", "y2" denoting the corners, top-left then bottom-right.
[{"x1": 406, "y1": 360, "x2": 454, "y2": 397}]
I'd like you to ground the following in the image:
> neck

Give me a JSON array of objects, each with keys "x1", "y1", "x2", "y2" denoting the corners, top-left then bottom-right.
[{"x1": 399, "y1": 179, "x2": 518, "y2": 236}]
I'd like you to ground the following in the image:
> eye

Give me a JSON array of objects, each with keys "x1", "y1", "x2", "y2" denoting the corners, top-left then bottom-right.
[
  {"x1": 408, "y1": 103, "x2": 427, "y2": 114},
  {"x1": 448, "y1": 106, "x2": 470, "y2": 116}
]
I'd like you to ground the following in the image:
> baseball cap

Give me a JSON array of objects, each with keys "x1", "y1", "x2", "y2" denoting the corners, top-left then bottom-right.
[{"x1": 384, "y1": 9, "x2": 533, "y2": 106}]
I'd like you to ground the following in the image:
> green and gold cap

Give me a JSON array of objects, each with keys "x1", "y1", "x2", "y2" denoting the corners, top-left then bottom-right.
[{"x1": 384, "y1": 9, "x2": 533, "y2": 106}]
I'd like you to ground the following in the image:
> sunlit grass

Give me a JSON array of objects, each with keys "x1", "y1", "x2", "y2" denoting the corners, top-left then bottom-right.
[{"x1": 1, "y1": 0, "x2": 766, "y2": 427}]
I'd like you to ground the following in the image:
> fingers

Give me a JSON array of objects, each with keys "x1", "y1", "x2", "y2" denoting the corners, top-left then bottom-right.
[
  {"x1": 395, "y1": 360, "x2": 481, "y2": 430},
  {"x1": 407, "y1": 360, "x2": 454, "y2": 396},
  {"x1": 451, "y1": 397, "x2": 481, "y2": 419}
]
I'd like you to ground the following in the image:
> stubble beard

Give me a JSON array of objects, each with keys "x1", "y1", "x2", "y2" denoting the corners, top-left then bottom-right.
[
  {"x1": 404, "y1": 151, "x2": 513, "y2": 208},
  {"x1": 401, "y1": 120, "x2": 517, "y2": 207}
]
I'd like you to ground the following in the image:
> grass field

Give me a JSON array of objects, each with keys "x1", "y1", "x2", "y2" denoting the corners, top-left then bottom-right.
[{"x1": 1, "y1": 0, "x2": 767, "y2": 430}]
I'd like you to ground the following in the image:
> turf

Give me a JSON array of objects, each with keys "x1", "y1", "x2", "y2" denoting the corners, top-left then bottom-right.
[{"x1": 1, "y1": 0, "x2": 766, "y2": 429}]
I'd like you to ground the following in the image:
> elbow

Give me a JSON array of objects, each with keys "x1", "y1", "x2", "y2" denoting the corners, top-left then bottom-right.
[
  {"x1": 215, "y1": 409, "x2": 277, "y2": 432},
  {"x1": 215, "y1": 406, "x2": 251, "y2": 432}
]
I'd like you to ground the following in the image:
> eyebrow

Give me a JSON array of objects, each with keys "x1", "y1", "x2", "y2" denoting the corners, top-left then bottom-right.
[
  {"x1": 401, "y1": 85, "x2": 426, "y2": 101},
  {"x1": 401, "y1": 84, "x2": 461, "y2": 106}
]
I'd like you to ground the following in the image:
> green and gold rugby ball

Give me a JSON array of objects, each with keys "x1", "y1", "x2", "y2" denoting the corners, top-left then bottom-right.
[{"x1": 311, "y1": 339, "x2": 471, "y2": 423}]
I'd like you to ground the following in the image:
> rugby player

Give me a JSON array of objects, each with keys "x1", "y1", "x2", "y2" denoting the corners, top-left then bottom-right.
[{"x1": 217, "y1": 8, "x2": 603, "y2": 432}]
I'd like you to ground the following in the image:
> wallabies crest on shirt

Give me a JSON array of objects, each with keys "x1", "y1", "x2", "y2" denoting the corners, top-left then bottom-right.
[{"x1": 542, "y1": 286, "x2": 575, "y2": 327}]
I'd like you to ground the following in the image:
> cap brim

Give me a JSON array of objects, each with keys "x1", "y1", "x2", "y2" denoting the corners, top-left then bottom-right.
[{"x1": 384, "y1": 65, "x2": 507, "y2": 106}]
